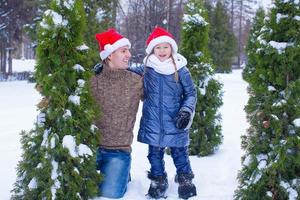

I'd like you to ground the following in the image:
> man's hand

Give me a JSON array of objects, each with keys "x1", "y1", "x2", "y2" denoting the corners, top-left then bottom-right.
[
  {"x1": 175, "y1": 110, "x2": 191, "y2": 129},
  {"x1": 92, "y1": 63, "x2": 103, "y2": 75}
]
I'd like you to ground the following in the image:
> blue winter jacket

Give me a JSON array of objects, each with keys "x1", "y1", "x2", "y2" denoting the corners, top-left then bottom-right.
[{"x1": 129, "y1": 65, "x2": 197, "y2": 147}]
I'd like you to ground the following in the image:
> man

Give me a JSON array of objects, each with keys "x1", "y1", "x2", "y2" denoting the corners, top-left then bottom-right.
[{"x1": 91, "y1": 28, "x2": 143, "y2": 198}]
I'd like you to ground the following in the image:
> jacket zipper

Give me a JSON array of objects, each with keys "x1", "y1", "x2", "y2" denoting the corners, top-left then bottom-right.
[{"x1": 159, "y1": 74, "x2": 163, "y2": 146}]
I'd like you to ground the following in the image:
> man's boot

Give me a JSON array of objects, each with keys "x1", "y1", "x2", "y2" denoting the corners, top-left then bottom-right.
[
  {"x1": 175, "y1": 173, "x2": 197, "y2": 199},
  {"x1": 147, "y1": 172, "x2": 168, "y2": 199}
]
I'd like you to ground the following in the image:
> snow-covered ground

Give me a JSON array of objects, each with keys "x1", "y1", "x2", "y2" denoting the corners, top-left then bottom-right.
[
  {"x1": 0, "y1": 81, "x2": 40, "y2": 200},
  {"x1": 0, "y1": 60, "x2": 249, "y2": 200}
]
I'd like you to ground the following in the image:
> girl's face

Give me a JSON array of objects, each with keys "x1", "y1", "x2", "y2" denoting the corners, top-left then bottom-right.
[
  {"x1": 108, "y1": 46, "x2": 131, "y2": 70},
  {"x1": 153, "y1": 42, "x2": 172, "y2": 62}
]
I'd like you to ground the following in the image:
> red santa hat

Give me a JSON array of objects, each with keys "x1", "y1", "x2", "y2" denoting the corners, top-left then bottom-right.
[
  {"x1": 146, "y1": 26, "x2": 178, "y2": 54},
  {"x1": 95, "y1": 28, "x2": 131, "y2": 60}
]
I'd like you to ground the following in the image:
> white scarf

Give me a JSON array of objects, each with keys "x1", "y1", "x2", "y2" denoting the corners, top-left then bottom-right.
[{"x1": 143, "y1": 53, "x2": 187, "y2": 75}]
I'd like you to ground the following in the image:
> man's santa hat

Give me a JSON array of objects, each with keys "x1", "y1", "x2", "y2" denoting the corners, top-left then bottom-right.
[
  {"x1": 146, "y1": 26, "x2": 178, "y2": 54},
  {"x1": 95, "y1": 28, "x2": 131, "y2": 60}
]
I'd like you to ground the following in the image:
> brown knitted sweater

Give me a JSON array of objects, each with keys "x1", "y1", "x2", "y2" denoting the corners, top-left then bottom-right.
[{"x1": 91, "y1": 65, "x2": 143, "y2": 152}]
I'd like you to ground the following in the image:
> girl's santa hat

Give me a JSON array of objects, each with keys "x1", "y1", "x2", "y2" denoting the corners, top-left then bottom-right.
[
  {"x1": 95, "y1": 28, "x2": 131, "y2": 60},
  {"x1": 146, "y1": 26, "x2": 178, "y2": 54}
]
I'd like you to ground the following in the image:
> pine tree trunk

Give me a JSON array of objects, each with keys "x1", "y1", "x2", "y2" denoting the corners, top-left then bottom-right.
[{"x1": 7, "y1": 49, "x2": 12, "y2": 75}]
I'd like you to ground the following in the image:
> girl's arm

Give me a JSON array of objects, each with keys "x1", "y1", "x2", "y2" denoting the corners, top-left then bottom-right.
[
  {"x1": 176, "y1": 67, "x2": 197, "y2": 130},
  {"x1": 127, "y1": 64, "x2": 145, "y2": 76},
  {"x1": 179, "y1": 67, "x2": 197, "y2": 114}
]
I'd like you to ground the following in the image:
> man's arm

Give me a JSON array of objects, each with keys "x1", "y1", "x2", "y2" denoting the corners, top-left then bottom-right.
[{"x1": 127, "y1": 64, "x2": 144, "y2": 76}]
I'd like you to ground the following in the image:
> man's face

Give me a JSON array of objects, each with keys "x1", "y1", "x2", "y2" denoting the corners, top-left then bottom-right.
[{"x1": 108, "y1": 46, "x2": 131, "y2": 70}]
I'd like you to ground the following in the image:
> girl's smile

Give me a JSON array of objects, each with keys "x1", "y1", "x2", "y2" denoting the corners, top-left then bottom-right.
[{"x1": 154, "y1": 42, "x2": 172, "y2": 62}]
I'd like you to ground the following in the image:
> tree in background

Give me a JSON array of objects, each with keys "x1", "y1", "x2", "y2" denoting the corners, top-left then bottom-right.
[
  {"x1": 224, "y1": 0, "x2": 260, "y2": 68},
  {"x1": 235, "y1": 0, "x2": 300, "y2": 199},
  {"x1": 207, "y1": 0, "x2": 263, "y2": 68},
  {"x1": 208, "y1": 1, "x2": 237, "y2": 73},
  {"x1": 181, "y1": 0, "x2": 223, "y2": 156},
  {"x1": 120, "y1": 0, "x2": 185, "y2": 63},
  {"x1": 11, "y1": 0, "x2": 101, "y2": 199},
  {"x1": 84, "y1": 0, "x2": 119, "y2": 66},
  {"x1": 0, "y1": 0, "x2": 38, "y2": 74},
  {"x1": 23, "y1": 0, "x2": 51, "y2": 43},
  {"x1": 0, "y1": 0, "x2": 9, "y2": 74}
]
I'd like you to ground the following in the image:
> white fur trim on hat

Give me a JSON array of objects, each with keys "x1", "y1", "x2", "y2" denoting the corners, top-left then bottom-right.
[
  {"x1": 146, "y1": 35, "x2": 178, "y2": 54},
  {"x1": 99, "y1": 38, "x2": 131, "y2": 60}
]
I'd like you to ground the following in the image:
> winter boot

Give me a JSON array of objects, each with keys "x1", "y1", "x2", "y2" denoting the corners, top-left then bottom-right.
[
  {"x1": 175, "y1": 173, "x2": 197, "y2": 199},
  {"x1": 147, "y1": 172, "x2": 168, "y2": 199}
]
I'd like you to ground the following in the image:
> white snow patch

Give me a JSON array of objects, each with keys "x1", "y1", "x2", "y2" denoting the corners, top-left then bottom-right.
[
  {"x1": 76, "y1": 44, "x2": 89, "y2": 51},
  {"x1": 37, "y1": 112, "x2": 46, "y2": 127},
  {"x1": 51, "y1": 160, "x2": 60, "y2": 200},
  {"x1": 183, "y1": 14, "x2": 208, "y2": 26},
  {"x1": 73, "y1": 64, "x2": 85, "y2": 72},
  {"x1": 268, "y1": 86, "x2": 276, "y2": 91},
  {"x1": 272, "y1": 99, "x2": 287, "y2": 107},
  {"x1": 269, "y1": 41, "x2": 294, "y2": 54},
  {"x1": 257, "y1": 160, "x2": 267, "y2": 170},
  {"x1": 63, "y1": 0, "x2": 75, "y2": 10},
  {"x1": 68, "y1": 95, "x2": 80, "y2": 105},
  {"x1": 78, "y1": 144, "x2": 93, "y2": 157},
  {"x1": 270, "y1": 114, "x2": 279, "y2": 120},
  {"x1": 63, "y1": 109, "x2": 72, "y2": 119},
  {"x1": 77, "y1": 79, "x2": 85, "y2": 88},
  {"x1": 276, "y1": 13, "x2": 288, "y2": 23},
  {"x1": 243, "y1": 155, "x2": 251, "y2": 166},
  {"x1": 50, "y1": 136, "x2": 56, "y2": 149},
  {"x1": 62, "y1": 135, "x2": 77, "y2": 158},
  {"x1": 28, "y1": 178, "x2": 37, "y2": 189},
  {"x1": 44, "y1": 10, "x2": 68, "y2": 27},
  {"x1": 90, "y1": 124, "x2": 98, "y2": 133},
  {"x1": 280, "y1": 181, "x2": 298, "y2": 200},
  {"x1": 293, "y1": 118, "x2": 300, "y2": 127},
  {"x1": 41, "y1": 129, "x2": 51, "y2": 147}
]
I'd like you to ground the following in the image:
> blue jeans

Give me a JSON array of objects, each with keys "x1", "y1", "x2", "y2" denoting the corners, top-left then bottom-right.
[
  {"x1": 147, "y1": 145, "x2": 193, "y2": 176},
  {"x1": 96, "y1": 148, "x2": 131, "y2": 198}
]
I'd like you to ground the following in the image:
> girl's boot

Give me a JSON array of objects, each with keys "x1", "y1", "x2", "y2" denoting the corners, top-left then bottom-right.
[
  {"x1": 175, "y1": 173, "x2": 197, "y2": 199},
  {"x1": 147, "y1": 172, "x2": 168, "y2": 199}
]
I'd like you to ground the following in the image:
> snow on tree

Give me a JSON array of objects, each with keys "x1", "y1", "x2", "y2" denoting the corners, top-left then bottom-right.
[
  {"x1": 242, "y1": 7, "x2": 265, "y2": 82},
  {"x1": 235, "y1": 0, "x2": 300, "y2": 199},
  {"x1": 11, "y1": 0, "x2": 101, "y2": 199},
  {"x1": 180, "y1": 0, "x2": 224, "y2": 156}
]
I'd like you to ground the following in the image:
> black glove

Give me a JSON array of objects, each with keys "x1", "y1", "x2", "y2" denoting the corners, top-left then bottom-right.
[
  {"x1": 92, "y1": 63, "x2": 103, "y2": 75},
  {"x1": 175, "y1": 110, "x2": 191, "y2": 129}
]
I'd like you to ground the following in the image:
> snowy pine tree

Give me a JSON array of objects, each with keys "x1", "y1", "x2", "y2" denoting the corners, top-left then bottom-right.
[
  {"x1": 242, "y1": 7, "x2": 265, "y2": 82},
  {"x1": 11, "y1": 0, "x2": 101, "y2": 199},
  {"x1": 235, "y1": 0, "x2": 300, "y2": 199},
  {"x1": 180, "y1": 0, "x2": 223, "y2": 156}
]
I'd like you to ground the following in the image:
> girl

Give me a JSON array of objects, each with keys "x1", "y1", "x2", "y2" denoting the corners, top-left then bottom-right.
[{"x1": 130, "y1": 27, "x2": 197, "y2": 199}]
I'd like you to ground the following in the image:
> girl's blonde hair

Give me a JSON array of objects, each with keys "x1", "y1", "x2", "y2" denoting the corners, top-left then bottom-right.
[{"x1": 145, "y1": 46, "x2": 179, "y2": 82}]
